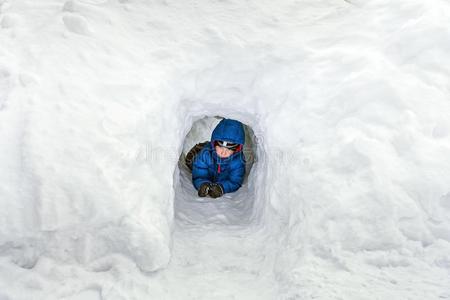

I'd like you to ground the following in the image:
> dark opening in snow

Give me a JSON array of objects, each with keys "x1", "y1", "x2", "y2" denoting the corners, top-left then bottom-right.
[{"x1": 173, "y1": 116, "x2": 259, "y2": 226}]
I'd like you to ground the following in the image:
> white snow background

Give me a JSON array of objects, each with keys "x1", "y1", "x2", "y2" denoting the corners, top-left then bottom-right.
[{"x1": 1, "y1": 0, "x2": 450, "y2": 299}]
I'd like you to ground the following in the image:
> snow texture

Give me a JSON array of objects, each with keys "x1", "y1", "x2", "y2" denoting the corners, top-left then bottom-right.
[{"x1": 1, "y1": 0, "x2": 450, "y2": 299}]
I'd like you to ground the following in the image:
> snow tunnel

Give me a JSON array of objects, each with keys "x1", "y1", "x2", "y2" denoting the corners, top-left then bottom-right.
[{"x1": 173, "y1": 115, "x2": 266, "y2": 226}]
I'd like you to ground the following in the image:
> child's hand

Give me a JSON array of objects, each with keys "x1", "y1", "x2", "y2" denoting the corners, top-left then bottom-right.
[
  {"x1": 198, "y1": 183, "x2": 211, "y2": 197},
  {"x1": 208, "y1": 183, "x2": 224, "y2": 198}
]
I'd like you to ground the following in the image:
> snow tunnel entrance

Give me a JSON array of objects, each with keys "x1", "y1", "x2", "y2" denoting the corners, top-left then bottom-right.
[{"x1": 173, "y1": 116, "x2": 260, "y2": 226}]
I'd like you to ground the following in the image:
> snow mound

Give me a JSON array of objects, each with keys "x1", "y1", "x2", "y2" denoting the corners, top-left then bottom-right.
[{"x1": 0, "y1": 0, "x2": 450, "y2": 299}]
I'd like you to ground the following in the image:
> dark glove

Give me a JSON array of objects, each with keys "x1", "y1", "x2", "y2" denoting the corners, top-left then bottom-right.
[
  {"x1": 198, "y1": 182, "x2": 211, "y2": 197},
  {"x1": 208, "y1": 183, "x2": 224, "y2": 198}
]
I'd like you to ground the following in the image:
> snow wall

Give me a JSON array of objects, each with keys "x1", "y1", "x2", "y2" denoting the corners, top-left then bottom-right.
[{"x1": 1, "y1": 0, "x2": 450, "y2": 298}]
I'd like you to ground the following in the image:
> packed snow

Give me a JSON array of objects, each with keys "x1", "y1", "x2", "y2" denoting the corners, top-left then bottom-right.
[{"x1": 1, "y1": 0, "x2": 450, "y2": 299}]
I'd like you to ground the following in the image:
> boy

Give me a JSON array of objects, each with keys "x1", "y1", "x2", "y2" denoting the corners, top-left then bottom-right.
[{"x1": 185, "y1": 118, "x2": 246, "y2": 198}]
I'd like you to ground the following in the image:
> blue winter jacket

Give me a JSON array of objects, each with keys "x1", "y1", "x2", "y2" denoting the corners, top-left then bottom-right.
[{"x1": 192, "y1": 119, "x2": 246, "y2": 194}]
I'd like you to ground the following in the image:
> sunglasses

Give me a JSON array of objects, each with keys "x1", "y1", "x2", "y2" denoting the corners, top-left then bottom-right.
[{"x1": 215, "y1": 140, "x2": 239, "y2": 150}]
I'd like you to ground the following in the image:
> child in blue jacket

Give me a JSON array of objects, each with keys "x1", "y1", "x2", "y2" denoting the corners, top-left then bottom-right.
[{"x1": 186, "y1": 118, "x2": 246, "y2": 198}]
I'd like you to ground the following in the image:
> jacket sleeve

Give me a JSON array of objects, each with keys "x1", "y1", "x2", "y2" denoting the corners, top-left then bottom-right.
[
  {"x1": 217, "y1": 159, "x2": 245, "y2": 193},
  {"x1": 192, "y1": 149, "x2": 212, "y2": 190}
]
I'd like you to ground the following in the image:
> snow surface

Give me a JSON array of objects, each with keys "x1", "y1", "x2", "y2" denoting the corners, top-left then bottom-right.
[{"x1": 1, "y1": 0, "x2": 450, "y2": 299}]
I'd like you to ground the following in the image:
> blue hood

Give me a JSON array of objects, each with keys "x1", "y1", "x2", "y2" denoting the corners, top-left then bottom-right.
[{"x1": 211, "y1": 119, "x2": 245, "y2": 145}]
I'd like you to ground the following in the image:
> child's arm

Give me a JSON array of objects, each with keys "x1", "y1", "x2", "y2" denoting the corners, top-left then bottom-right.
[
  {"x1": 217, "y1": 160, "x2": 245, "y2": 193},
  {"x1": 192, "y1": 150, "x2": 212, "y2": 190}
]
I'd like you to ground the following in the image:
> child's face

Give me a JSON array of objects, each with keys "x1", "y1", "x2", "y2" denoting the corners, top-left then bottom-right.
[{"x1": 215, "y1": 145, "x2": 234, "y2": 158}]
